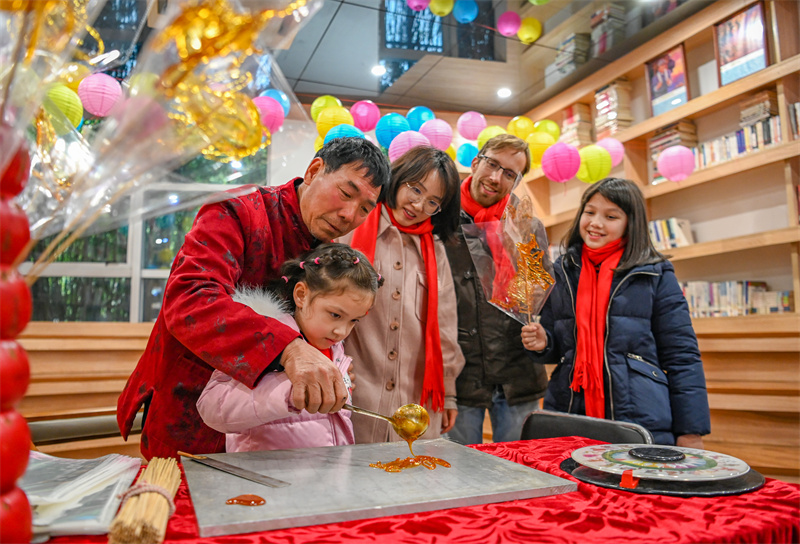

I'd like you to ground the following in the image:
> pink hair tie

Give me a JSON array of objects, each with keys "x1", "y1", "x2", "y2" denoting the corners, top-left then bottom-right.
[
  {"x1": 377, "y1": 274, "x2": 382, "y2": 281},
  {"x1": 282, "y1": 276, "x2": 289, "y2": 283},
  {"x1": 314, "y1": 257, "x2": 320, "y2": 264},
  {"x1": 299, "y1": 261, "x2": 305, "y2": 269},
  {"x1": 353, "y1": 257, "x2": 360, "y2": 264}
]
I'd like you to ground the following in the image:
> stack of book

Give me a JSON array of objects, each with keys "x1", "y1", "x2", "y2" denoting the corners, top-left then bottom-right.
[
  {"x1": 594, "y1": 78, "x2": 633, "y2": 139},
  {"x1": 560, "y1": 103, "x2": 594, "y2": 147},
  {"x1": 544, "y1": 33, "x2": 591, "y2": 87},
  {"x1": 680, "y1": 281, "x2": 794, "y2": 317},
  {"x1": 788, "y1": 101, "x2": 800, "y2": 139},
  {"x1": 696, "y1": 116, "x2": 781, "y2": 169},
  {"x1": 590, "y1": 3, "x2": 626, "y2": 57},
  {"x1": 649, "y1": 120, "x2": 697, "y2": 184},
  {"x1": 648, "y1": 217, "x2": 694, "y2": 250},
  {"x1": 739, "y1": 90, "x2": 778, "y2": 127}
]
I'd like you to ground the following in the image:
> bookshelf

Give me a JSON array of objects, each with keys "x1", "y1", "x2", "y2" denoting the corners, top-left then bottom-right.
[{"x1": 518, "y1": 0, "x2": 800, "y2": 481}]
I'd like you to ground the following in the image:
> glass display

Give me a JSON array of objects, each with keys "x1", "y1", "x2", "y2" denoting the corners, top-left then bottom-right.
[
  {"x1": 141, "y1": 278, "x2": 168, "y2": 322},
  {"x1": 143, "y1": 207, "x2": 200, "y2": 270},
  {"x1": 27, "y1": 227, "x2": 129, "y2": 264},
  {"x1": 31, "y1": 277, "x2": 131, "y2": 322}
]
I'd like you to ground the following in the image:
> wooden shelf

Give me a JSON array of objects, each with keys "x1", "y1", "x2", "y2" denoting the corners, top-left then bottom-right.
[
  {"x1": 692, "y1": 313, "x2": 800, "y2": 335},
  {"x1": 667, "y1": 226, "x2": 800, "y2": 261}
]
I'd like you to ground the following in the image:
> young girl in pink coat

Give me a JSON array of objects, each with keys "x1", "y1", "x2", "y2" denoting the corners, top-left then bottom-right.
[{"x1": 197, "y1": 243, "x2": 383, "y2": 452}]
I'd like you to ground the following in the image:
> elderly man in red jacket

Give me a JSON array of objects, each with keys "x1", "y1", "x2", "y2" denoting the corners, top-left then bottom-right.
[{"x1": 117, "y1": 138, "x2": 390, "y2": 459}]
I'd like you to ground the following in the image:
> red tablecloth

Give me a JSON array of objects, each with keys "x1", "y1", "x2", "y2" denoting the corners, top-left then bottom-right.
[{"x1": 51, "y1": 437, "x2": 799, "y2": 544}]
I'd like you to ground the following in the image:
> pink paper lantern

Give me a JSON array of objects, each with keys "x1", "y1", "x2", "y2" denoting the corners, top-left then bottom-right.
[
  {"x1": 406, "y1": 0, "x2": 430, "y2": 10},
  {"x1": 388, "y1": 131, "x2": 431, "y2": 162},
  {"x1": 595, "y1": 137, "x2": 625, "y2": 167},
  {"x1": 457, "y1": 110, "x2": 487, "y2": 140},
  {"x1": 77, "y1": 73, "x2": 121, "y2": 117},
  {"x1": 110, "y1": 96, "x2": 169, "y2": 140},
  {"x1": 497, "y1": 11, "x2": 522, "y2": 37},
  {"x1": 657, "y1": 145, "x2": 696, "y2": 182},
  {"x1": 541, "y1": 142, "x2": 581, "y2": 183},
  {"x1": 419, "y1": 118, "x2": 453, "y2": 151},
  {"x1": 253, "y1": 95, "x2": 285, "y2": 133},
  {"x1": 350, "y1": 100, "x2": 381, "y2": 132}
]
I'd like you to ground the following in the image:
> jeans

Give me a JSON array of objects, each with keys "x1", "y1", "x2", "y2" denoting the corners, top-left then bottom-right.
[{"x1": 445, "y1": 386, "x2": 540, "y2": 445}]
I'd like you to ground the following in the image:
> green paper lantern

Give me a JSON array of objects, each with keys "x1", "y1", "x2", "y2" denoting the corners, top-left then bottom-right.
[
  {"x1": 533, "y1": 118, "x2": 560, "y2": 141},
  {"x1": 310, "y1": 95, "x2": 342, "y2": 122},
  {"x1": 576, "y1": 144, "x2": 613, "y2": 184},
  {"x1": 477, "y1": 125, "x2": 507, "y2": 151},
  {"x1": 45, "y1": 84, "x2": 83, "y2": 128}
]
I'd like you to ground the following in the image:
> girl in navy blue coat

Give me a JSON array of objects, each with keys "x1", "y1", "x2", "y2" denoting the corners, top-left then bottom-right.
[{"x1": 522, "y1": 178, "x2": 710, "y2": 447}]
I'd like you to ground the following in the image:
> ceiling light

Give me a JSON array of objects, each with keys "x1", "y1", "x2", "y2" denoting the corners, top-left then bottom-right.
[
  {"x1": 371, "y1": 65, "x2": 386, "y2": 76},
  {"x1": 497, "y1": 87, "x2": 512, "y2": 98}
]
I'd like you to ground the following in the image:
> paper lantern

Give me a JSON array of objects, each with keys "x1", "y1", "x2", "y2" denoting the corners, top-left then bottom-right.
[
  {"x1": 453, "y1": 0, "x2": 478, "y2": 23},
  {"x1": 406, "y1": 105, "x2": 435, "y2": 132},
  {"x1": 657, "y1": 145, "x2": 695, "y2": 182},
  {"x1": 507, "y1": 115, "x2": 535, "y2": 139},
  {"x1": 78, "y1": 73, "x2": 122, "y2": 117},
  {"x1": 253, "y1": 95, "x2": 285, "y2": 133},
  {"x1": 375, "y1": 113, "x2": 411, "y2": 148},
  {"x1": 525, "y1": 131, "x2": 555, "y2": 166},
  {"x1": 541, "y1": 142, "x2": 580, "y2": 183},
  {"x1": 324, "y1": 124, "x2": 365, "y2": 145},
  {"x1": 419, "y1": 118, "x2": 453, "y2": 151},
  {"x1": 445, "y1": 144, "x2": 457, "y2": 162},
  {"x1": 457, "y1": 110, "x2": 486, "y2": 140},
  {"x1": 316, "y1": 106, "x2": 353, "y2": 137},
  {"x1": 533, "y1": 119, "x2": 560, "y2": 141},
  {"x1": 45, "y1": 84, "x2": 83, "y2": 128},
  {"x1": 477, "y1": 125, "x2": 506, "y2": 151},
  {"x1": 56, "y1": 62, "x2": 91, "y2": 92},
  {"x1": 406, "y1": 0, "x2": 430, "y2": 10},
  {"x1": 351, "y1": 100, "x2": 381, "y2": 132},
  {"x1": 314, "y1": 135, "x2": 324, "y2": 152},
  {"x1": 388, "y1": 131, "x2": 431, "y2": 162},
  {"x1": 595, "y1": 137, "x2": 624, "y2": 167},
  {"x1": 497, "y1": 11, "x2": 521, "y2": 37},
  {"x1": 517, "y1": 17, "x2": 542, "y2": 44},
  {"x1": 456, "y1": 142, "x2": 479, "y2": 167},
  {"x1": 110, "y1": 96, "x2": 169, "y2": 140},
  {"x1": 429, "y1": 0, "x2": 454, "y2": 16},
  {"x1": 576, "y1": 145, "x2": 613, "y2": 184},
  {"x1": 529, "y1": 0, "x2": 549, "y2": 4},
  {"x1": 310, "y1": 95, "x2": 342, "y2": 122},
  {"x1": 260, "y1": 89, "x2": 290, "y2": 116},
  {"x1": 128, "y1": 72, "x2": 159, "y2": 97}
]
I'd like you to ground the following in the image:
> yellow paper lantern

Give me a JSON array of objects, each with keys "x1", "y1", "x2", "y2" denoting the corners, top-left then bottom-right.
[
  {"x1": 525, "y1": 131, "x2": 555, "y2": 167},
  {"x1": 477, "y1": 125, "x2": 507, "y2": 151},
  {"x1": 128, "y1": 72, "x2": 160, "y2": 97},
  {"x1": 507, "y1": 115, "x2": 535, "y2": 140},
  {"x1": 429, "y1": 0, "x2": 454, "y2": 17},
  {"x1": 311, "y1": 95, "x2": 342, "y2": 122},
  {"x1": 45, "y1": 84, "x2": 83, "y2": 128},
  {"x1": 314, "y1": 135, "x2": 324, "y2": 152},
  {"x1": 517, "y1": 18, "x2": 542, "y2": 45},
  {"x1": 576, "y1": 144, "x2": 613, "y2": 183},
  {"x1": 56, "y1": 62, "x2": 91, "y2": 92},
  {"x1": 533, "y1": 119, "x2": 560, "y2": 141},
  {"x1": 445, "y1": 144, "x2": 456, "y2": 162},
  {"x1": 316, "y1": 106, "x2": 353, "y2": 137}
]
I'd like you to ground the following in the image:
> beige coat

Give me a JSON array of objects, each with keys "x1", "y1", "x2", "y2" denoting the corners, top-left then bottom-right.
[{"x1": 341, "y1": 207, "x2": 465, "y2": 444}]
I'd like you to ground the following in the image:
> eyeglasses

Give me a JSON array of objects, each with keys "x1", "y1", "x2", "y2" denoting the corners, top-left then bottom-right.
[
  {"x1": 404, "y1": 183, "x2": 442, "y2": 216},
  {"x1": 478, "y1": 154, "x2": 521, "y2": 184}
]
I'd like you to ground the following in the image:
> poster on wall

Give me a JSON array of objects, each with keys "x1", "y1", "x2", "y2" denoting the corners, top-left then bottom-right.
[
  {"x1": 646, "y1": 44, "x2": 690, "y2": 116},
  {"x1": 713, "y1": 2, "x2": 769, "y2": 86}
]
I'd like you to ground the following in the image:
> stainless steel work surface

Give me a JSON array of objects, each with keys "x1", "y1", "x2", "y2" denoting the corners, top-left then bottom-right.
[{"x1": 183, "y1": 438, "x2": 577, "y2": 537}]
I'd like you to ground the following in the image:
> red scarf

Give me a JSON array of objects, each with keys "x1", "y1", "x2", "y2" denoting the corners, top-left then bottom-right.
[
  {"x1": 459, "y1": 178, "x2": 514, "y2": 301},
  {"x1": 350, "y1": 204, "x2": 444, "y2": 411},
  {"x1": 571, "y1": 238, "x2": 625, "y2": 419}
]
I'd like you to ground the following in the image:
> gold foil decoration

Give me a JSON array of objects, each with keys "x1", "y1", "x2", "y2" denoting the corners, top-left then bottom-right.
[
  {"x1": 0, "y1": 0, "x2": 87, "y2": 63},
  {"x1": 491, "y1": 233, "x2": 555, "y2": 321}
]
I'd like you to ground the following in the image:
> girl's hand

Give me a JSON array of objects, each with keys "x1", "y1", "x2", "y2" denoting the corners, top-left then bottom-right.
[
  {"x1": 521, "y1": 323, "x2": 547, "y2": 352},
  {"x1": 441, "y1": 409, "x2": 458, "y2": 434},
  {"x1": 676, "y1": 434, "x2": 704, "y2": 449}
]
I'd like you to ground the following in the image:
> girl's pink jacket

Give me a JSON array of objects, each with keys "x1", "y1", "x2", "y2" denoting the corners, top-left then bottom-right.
[{"x1": 197, "y1": 288, "x2": 354, "y2": 452}]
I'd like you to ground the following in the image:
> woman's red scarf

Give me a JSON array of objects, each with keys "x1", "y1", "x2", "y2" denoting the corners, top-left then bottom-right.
[
  {"x1": 459, "y1": 178, "x2": 514, "y2": 301},
  {"x1": 571, "y1": 238, "x2": 625, "y2": 418},
  {"x1": 350, "y1": 204, "x2": 444, "y2": 411}
]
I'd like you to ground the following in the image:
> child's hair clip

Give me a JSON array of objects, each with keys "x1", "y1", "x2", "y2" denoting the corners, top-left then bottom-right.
[
  {"x1": 299, "y1": 261, "x2": 305, "y2": 269},
  {"x1": 353, "y1": 257, "x2": 360, "y2": 264},
  {"x1": 282, "y1": 276, "x2": 289, "y2": 283},
  {"x1": 377, "y1": 273, "x2": 382, "y2": 281},
  {"x1": 314, "y1": 257, "x2": 320, "y2": 264}
]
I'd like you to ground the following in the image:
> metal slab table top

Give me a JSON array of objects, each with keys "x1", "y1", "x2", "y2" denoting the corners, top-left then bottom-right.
[{"x1": 183, "y1": 438, "x2": 577, "y2": 537}]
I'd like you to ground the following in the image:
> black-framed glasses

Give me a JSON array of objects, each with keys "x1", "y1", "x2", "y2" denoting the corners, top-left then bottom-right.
[
  {"x1": 478, "y1": 154, "x2": 521, "y2": 184},
  {"x1": 404, "y1": 183, "x2": 441, "y2": 216}
]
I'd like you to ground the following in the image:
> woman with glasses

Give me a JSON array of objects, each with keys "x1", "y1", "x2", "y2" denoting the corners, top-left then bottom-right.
[{"x1": 342, "y1": 145, "x2": 465, "y2": 444}]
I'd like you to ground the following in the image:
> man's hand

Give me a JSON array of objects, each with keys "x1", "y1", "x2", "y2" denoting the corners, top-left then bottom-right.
[
  {"x1": 441, "y1": 409, "x2": 458, "y2": 434},
  {"x1": 281, "y1": 338, "x2": 348, "y2": 414},
  {"x1": 676, "y1": 434, "x2": 704, "y2": 449},
  {"x1": 521, "y1": 323, "x2": 547, "y2": 352}
]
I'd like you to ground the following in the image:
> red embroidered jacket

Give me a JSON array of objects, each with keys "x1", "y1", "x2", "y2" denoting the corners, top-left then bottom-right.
[{"x1": 117, "y1": 179, "x2": 316, "y2": 459}]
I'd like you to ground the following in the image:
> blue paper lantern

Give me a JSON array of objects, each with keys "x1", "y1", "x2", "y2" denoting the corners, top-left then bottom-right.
[
  {"x1": 375, "y1": 113, "x2": 411, "y2": 148},
  {"x1": 323, "y1": 124, "x2": 366, "y2": 145},
  {"x1": 406, "y1": 106, "x2": 435, "y2": 132},
  {"x1": 453, "y1": 0, "x2": 479, "y2": 24},
  {"x1": 260, "y1": 89, "x2": 290, "y2": 116},
  {"x1": 456, "y1": 142, "x2": 479, "y2": 167}
]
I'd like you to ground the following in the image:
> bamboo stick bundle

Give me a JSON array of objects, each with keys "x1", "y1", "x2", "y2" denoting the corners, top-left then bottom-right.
[{"x1": 108, "y1": 457, "x2": 181, "y2": 544}]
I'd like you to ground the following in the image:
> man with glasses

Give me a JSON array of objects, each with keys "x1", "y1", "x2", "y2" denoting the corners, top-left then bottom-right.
[{"x1": 444, "y1": 134, "x2": 549, "y2": 445}]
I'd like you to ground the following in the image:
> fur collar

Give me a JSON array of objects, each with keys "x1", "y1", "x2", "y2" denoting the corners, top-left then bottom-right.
[{"x1": 232, "y1": 286, "x2": 291, "y2": 320}]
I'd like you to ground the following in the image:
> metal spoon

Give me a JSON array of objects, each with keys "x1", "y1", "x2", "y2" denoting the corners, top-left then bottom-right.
[{"x1": 344, "y1": 403, "x2": 430, "y2": 443}]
